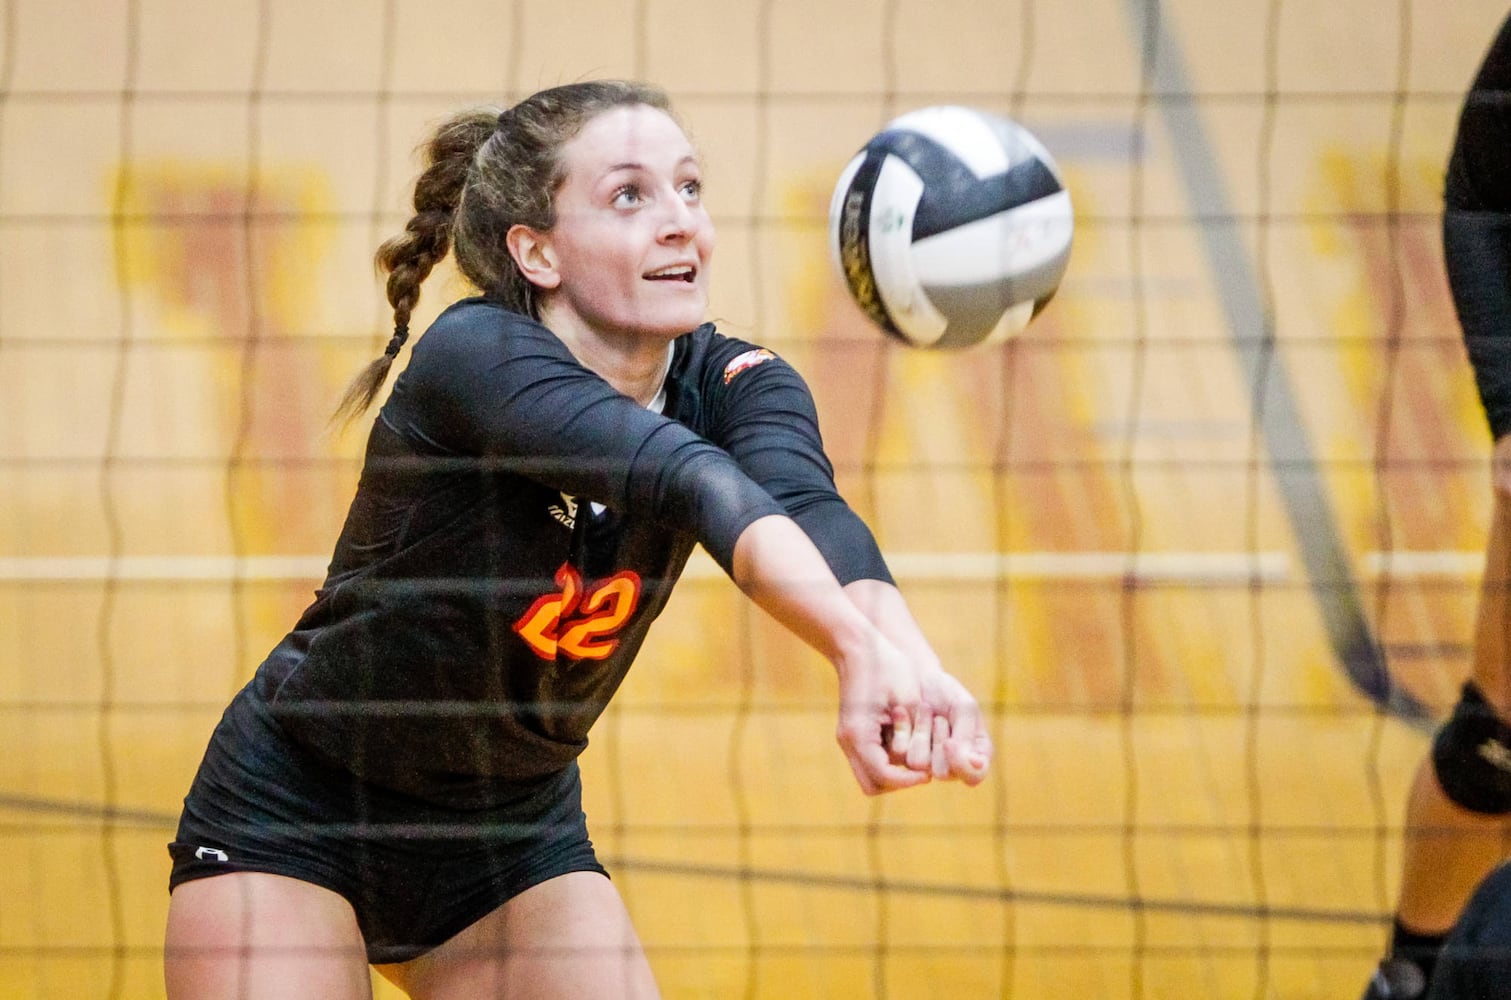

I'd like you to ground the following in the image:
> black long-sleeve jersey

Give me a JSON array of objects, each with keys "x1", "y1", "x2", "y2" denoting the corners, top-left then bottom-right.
[
  {"x1": 1445, "y1": 12, "x2": 1511, "y2": 438},
  {"x1": 247, "y1": 298, "x2": 890, "y2": 805}
]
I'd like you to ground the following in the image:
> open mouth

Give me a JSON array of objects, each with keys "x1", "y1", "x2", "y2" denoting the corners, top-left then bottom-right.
[{"x1": 643, "y1": 264, "x2": 697, "y2": 283}]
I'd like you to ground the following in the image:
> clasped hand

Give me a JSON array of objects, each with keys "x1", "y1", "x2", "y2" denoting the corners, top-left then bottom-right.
[{"x1": 833, "y1": 636, "x2": 993, "y2": 795}]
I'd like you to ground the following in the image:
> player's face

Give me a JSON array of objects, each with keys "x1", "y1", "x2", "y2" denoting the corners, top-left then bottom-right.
[{"x1": 542, "y1": 105, "x2": 714, "y2": 340}]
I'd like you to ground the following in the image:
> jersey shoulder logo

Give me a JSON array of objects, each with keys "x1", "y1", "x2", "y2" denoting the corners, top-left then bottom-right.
[{"x1": 722, "y1": 348, "x2": 777, "y2": 385}]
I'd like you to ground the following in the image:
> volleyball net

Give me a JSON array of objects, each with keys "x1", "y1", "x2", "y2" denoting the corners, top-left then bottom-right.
[{"x1": 0, "y1": 1, "x2": 1504, "y2": 997}]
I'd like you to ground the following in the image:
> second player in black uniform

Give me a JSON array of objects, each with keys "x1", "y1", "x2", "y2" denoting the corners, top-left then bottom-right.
[{"x1": 1365, "y1": 12, "x2": 1511, "y2": 999}]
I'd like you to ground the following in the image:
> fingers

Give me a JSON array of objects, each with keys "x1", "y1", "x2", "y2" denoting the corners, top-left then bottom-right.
[
  {"x1": 906, "y1": 703, "x2": 934, "y2": 771},
  {"x1": 889, "y1": 704, "x2": 912, "y2": 759},
  {"x1": 845, "y1": 738, "x2": 932, "y2": 795},
  {"x1": 955, "y1": 699, "x2": 995, "y2": 783},
  {"x1": 931, "y1": 713, "x2": 950, "y2": 779},
  {"x1": 841, "y1": 698, "x2": 994, "y2": 793},
  {"x1": 838, "y1": 710, "x2": 931, "y2": 795},
  {"x1": 834, "y1": 647, "x2": 993, "y2": 792},
  {"x1": 944, "y1": 725, "x2": 993, "y2": 786},
  {"x1": 929, "y1": 678, "x2": 994, "y2": 785},
  {"x1": 891, "y1": 698, "x2": 947, "y2": 776}
]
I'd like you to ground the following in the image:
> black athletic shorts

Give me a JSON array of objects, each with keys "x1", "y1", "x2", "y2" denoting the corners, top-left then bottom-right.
[{"x1": 168, "y1": 686, "x2": 606, "y2": 964}]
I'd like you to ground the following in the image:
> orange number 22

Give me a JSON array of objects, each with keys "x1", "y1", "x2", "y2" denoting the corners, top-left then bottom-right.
[{"x1": 513, "y1": 563, "x2": 643, "y2": 661}]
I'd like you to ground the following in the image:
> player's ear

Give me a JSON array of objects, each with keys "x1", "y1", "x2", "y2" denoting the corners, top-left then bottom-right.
[{"x1": 506, "y1": 224, "x2": 561, "y2": 290}]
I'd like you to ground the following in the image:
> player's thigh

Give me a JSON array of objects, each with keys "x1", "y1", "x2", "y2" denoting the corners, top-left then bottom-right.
[
  {"x1": 1474, "y1": 488, "x2": 1511, "y2": 709},
  {"x1": 380, "y1": 870, "x2": 660, "y2": 1000},
  {"x1": 165, "y1": 871, "x2": 372, "y2": 1000}
]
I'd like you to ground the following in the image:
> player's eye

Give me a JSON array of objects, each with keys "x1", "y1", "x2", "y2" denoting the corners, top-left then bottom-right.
[
  {"x1": 678, "y1": 178, "x2": 702, "y2": 202},
  {"x1": 612, "y1": 184, "x2": 643, "y2": 209}
]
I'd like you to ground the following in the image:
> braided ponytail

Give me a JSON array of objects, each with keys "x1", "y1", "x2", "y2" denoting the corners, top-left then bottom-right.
[{"x1": 330, "y1": 108, "x2": 499, "y2": 427}]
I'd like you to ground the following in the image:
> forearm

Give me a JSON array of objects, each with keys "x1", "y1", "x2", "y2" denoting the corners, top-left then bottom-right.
[
  {"x1": 729, "y1": 513, "x2": 880, "y2": 671},
  {"x1": 732, "y1": 513, "x2": 937, "y2": 794},
  {"x1": 843, "y1": 577, "x2": 940, "y2": 671},
  {"x1": 731, "y1": 514, "x2": 992, "y2": 791}
]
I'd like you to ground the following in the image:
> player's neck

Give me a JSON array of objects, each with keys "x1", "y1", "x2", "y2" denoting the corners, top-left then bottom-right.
[{"x1": 541, "y1": 308, "x2": 676, "y2": 406}]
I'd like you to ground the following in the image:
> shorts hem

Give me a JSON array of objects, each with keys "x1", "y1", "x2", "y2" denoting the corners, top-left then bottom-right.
[
  {"x1": 167, "y1": 856, "x2": 358, "y2": 916},
  {"x1": 367, "y1": 854, "x2": 609, "y2": 966}
]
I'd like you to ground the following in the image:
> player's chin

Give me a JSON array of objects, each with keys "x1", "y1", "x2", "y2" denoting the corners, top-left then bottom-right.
[{"x1": 636, "y1": 297, "x2": 709, "y2": 337}]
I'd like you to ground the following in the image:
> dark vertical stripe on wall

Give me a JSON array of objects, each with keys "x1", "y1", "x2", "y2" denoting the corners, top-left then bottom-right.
[
  {"x1": 1244, "y1": 3, "x2": 1287, "y2": 996},
  {"x1": 1119, "y1": 0, "x2": 1426, "y2": 721}
]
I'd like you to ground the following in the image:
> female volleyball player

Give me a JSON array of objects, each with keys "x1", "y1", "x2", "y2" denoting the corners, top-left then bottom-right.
[
  {"x1": 1363, "y1": 13, "x2": 1511, "y2": 999},
  {"x1": 161, "y1": 80, "x2": 993, "y2": 999}
]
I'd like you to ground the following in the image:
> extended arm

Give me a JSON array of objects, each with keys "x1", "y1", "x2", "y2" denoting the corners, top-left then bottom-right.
[
  {"x1": 713, "y1": 347, "x2": 993, "y2": 787},
  {"x1": 730, "y1": 513, "x2": 931, "y2": 794}
]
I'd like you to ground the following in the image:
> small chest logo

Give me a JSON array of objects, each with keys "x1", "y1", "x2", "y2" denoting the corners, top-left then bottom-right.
[
  {"x1": 513, "y1": 562, "x2": 643, "y2": 661},
  {"x1": 722, "y1": 348, "x2": 777, "y2": 385},
  {"x1": 548, "y1": 492, "x2": 578, "y2": 529}
]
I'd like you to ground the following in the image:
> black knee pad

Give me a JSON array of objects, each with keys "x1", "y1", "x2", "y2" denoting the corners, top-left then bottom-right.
[{"x1": 1432, "y1": 682, "x2": 1511, "y2": 816}]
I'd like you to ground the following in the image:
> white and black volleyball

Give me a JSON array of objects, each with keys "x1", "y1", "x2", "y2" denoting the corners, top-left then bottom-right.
[{"x1": 828, "y1": 106, "x2": 1073, "y2": 349}]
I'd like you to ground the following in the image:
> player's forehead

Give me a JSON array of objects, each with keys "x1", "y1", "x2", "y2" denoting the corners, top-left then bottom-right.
[{"x1": 559, "y1": 105, "x2": 697, "y2": 185}]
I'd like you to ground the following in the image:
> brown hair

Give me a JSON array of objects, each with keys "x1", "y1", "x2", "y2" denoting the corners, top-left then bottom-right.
[{"x1": 331, "y1": 80, "x2": 674, "y2": 425}]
